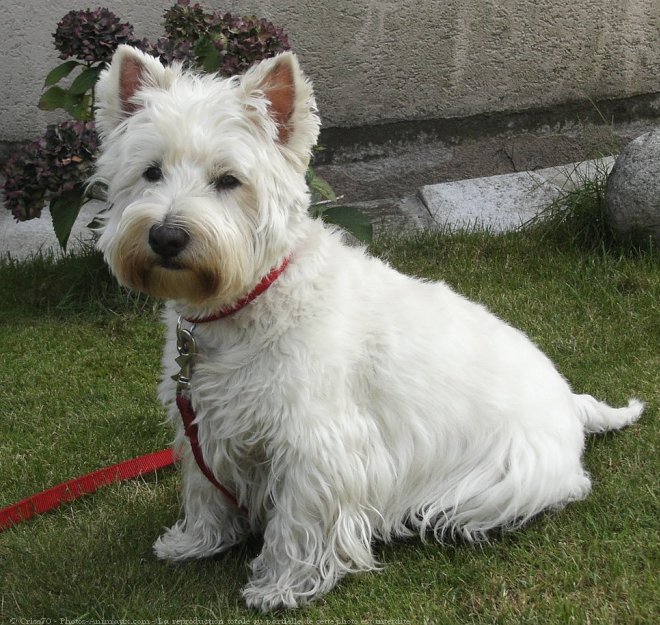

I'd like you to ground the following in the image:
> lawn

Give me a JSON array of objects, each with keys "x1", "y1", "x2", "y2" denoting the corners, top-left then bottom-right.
[{"x1": 0, "y1": 227, "x2": 658, "y2": 624}]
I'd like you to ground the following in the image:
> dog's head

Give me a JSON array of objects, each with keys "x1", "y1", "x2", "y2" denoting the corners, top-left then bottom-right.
[{"x1": 93, "y1": 45, "x2": 319, "y2": 309}]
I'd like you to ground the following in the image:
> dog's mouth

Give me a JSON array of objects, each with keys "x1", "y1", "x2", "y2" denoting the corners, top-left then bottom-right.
[
  {"x1": 155, "y1": 256, "x2": 185, "y2": 271},
  {"x1": 134, "y1": 259, "x2": 221, "y2": 303}
]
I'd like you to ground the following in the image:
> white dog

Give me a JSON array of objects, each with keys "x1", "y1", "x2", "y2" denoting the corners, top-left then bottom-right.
[{"x1": 93, "y1": 45, "x2": 643, "y2": 612}]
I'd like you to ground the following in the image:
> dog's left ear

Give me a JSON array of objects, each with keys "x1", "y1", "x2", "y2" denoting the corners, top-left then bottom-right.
[
  {"x1": 95, "y1": 45, "x2": 173, "y2": 139},
  {"x1": 241, "y1": 52, "x2": 321, "y2": 172}
]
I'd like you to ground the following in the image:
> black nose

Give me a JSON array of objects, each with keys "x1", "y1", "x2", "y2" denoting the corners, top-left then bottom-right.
[{"x1": 148, "y1": 224, "x2": 190, "y2": 258}]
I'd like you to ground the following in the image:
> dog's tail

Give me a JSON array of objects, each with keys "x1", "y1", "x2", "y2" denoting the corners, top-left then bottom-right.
[{"x1": 574, "y1": 394, "x2": 644, "y2": 434}]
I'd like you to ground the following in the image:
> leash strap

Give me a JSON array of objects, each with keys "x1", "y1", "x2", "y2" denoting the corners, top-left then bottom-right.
[
  {"x1": 173, "y1": 317, "x2": 246, "y2": 514},
  {"x1": 176, "y1": 395, "x2": 246, "y2": 513},
  {"x1": 0, "y1": 448, "x2": 175, "y2": 532}
]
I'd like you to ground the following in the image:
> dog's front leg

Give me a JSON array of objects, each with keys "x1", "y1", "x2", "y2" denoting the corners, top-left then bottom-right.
[
  {"x1": 242, "y1": 455, "x2": 376, "y2": 611},
  {"x1": 154, "y1": 451, "x2": 249, "y2": 561}
]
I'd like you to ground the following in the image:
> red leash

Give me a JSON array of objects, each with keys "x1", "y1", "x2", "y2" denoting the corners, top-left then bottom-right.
[
  {"x1": 1, "y1": 255, "x2": 291, "y2": 532},
  {"x1": 0, "y1": 448, "x2": 175, "y2": 532}
]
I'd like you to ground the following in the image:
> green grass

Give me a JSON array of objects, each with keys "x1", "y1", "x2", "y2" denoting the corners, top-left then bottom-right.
[
  {"x1": 0, "y1": 243, "x2": 157, "y2": 321},
  {"x1": 1, "y1": 223, "x2": 658, "y2": 623}
]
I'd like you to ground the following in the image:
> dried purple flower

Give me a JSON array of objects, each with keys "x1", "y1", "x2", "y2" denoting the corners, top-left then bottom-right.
[
  {"x1": 153, "y1": 1, "x2": 290, "y2": 76},
  {"x1": 3, "y1": 121, "x2": 98, "y2": 221},
  {"x1": 53, "y1": 8, "x2": 145, "y2": 63}
]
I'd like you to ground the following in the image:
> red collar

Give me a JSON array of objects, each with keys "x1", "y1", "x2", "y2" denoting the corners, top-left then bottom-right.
[{"x1": 184, "y1": 254, "x2": 292, "y2": 323}]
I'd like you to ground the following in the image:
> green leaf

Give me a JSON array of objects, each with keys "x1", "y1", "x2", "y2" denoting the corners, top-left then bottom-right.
[
  {"x1": 38, "y1": 86, "x2": 69, "y2": 111},
  {"x1": 40, "y1": 87, "x2": 91, "y2": 120},
  {"x1": 321, "y1": 206, "x2": 373, "y2": 243},
  {"x1": 50, "y1": 186, "x2": 86, "y2": 251},
  {"x1": 68, "y1": 66, "x2": 102, "y2": 95},
  {"x1": 195, "y1": 38, "x2": 221, "y2": 73},
  {"x1": 64, "y1": 94, "x2": 92, "y2": 121},
  {"x1": 308, "y1": 204, "x2": 324, "y2": 219},
  {"x1": 306, "y1": 168, "x2": 337, "y2": 203},
  {"x1": 86, "y1": 216, "x2": 105, "y2": 231},
  {"x1": 44, "y1": 60, "x2": 80, "y2": 87}
]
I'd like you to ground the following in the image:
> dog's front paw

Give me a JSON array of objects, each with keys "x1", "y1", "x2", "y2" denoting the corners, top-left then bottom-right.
[
  {"x1": 242, "y1": 579, "x2": 305, "y2": 612},
  {"x1": 241, "y1": 553, "x2": 328, "y2": 612},
  {"x1": 154, "y1": 519, "x2": 240, "y2": 562}
]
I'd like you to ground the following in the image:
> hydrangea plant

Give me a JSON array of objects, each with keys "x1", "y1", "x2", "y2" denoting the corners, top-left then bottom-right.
[
  {"x1": 153, "y1": 1, "x2": 290, "y2": 75},
  {"x1": 2, "y1": 1, "x2": 371, "y2": 249}
]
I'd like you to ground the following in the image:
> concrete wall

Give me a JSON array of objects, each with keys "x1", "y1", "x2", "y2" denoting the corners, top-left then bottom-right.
[{"x1": 2, "y1": 0, "x2": 659, "y2": 142}]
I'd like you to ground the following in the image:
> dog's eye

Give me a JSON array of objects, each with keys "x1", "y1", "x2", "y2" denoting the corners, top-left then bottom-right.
[
  {"x1": 143, "y1": 165, "x2": 163, "y2": 183},
  {"x1": 214, "y1": 174, "x2": 241, "y2": 191}
]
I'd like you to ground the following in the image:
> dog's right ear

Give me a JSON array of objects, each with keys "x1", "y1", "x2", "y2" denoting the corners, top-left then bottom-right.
[
  {"x1": 241, "y1": 52, "x2": 321, "y2": 173},
  {"x1": 95, "y1": 45, "x2": 172, "y2": 139}
]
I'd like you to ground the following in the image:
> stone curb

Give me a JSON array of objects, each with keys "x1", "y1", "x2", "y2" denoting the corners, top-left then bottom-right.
[{"x1": 355, "y1": 157, "x2": 615, "y2": 236}]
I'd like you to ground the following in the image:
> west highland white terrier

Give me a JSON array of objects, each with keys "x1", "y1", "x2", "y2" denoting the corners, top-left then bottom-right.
[{"x1": 93, "y1": 45, "x2": 644, "y2": 611}]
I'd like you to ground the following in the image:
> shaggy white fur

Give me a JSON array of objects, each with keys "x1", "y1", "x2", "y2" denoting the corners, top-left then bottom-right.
[{"x1": 94, "y1": 45, "x2": 644, "y2": 612}]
